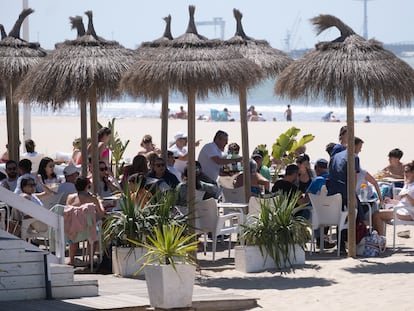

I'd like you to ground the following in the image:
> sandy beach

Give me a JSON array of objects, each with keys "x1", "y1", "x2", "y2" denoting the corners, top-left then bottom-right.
[
  {"x1": 197, "y1": 223, "x2": 414, "y2": 311},
  {"x1": 1, "y1": 115, "x2": 413, "y2": 173}
]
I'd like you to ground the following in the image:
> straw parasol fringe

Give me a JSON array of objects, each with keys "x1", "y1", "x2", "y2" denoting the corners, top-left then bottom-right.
[
  {"x1": 224, "y1": 8, "x2": 293, "y2": 201},
  {"x1": 276, "y1": 14, "x2": 414, "y2": 108},
  {"x1": 134, "y1": 14, "x2": 174, "y2": 159},
  {"x1": 275, "y1": 14, "x2": 414, "y2": 257},
  {"x1": 16, "y1": 10, "x2": 134, "y2": 191},
  {"x1": 0, "y1": 8, "x2": 46, "y2": 161}
]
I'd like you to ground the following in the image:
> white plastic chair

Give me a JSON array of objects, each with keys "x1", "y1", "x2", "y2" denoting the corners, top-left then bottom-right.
[
  {"x1": 194, "y1": 198, "x2": 243, "y2": 261},
  {"x1": 21, "y1": 218, "x2": 50, "y2": 249},
  {"x1": 308, "y1": 192, "x2": 349, "y2": 256},
  {"x1": 392, "y1": 202, "x2": 414, "y2": 251},
  {"x1": 0, "y1": 202, "x2": 10, "y2": 232},
  {"x1": 248, "y1": 196, "x2": 261, "y2": 216}
]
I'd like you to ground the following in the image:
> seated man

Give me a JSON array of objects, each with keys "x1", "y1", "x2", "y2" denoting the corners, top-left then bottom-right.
[{"x1": 271, "y1": 164, "x2": 310, "y2": 219}]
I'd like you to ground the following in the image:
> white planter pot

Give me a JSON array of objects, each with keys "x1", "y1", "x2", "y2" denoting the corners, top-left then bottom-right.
[
  {"x1": 112, "y1": 246, "x2": 146, "y2": 277},
  {"x1": 235, "y1": 245, "x2": 305, "y2": 273},
  {"x1": 144, "y1": 264, "x2": 196, "y2": 309}
]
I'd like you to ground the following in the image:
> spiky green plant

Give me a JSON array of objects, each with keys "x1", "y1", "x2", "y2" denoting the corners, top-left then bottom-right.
[
  {"x1": 128, "y1": 224, "x2": 199, "y2": 275},
  {"x1": 103, "y1": 184, "x2": 186, "y2": 249},
  {"x1": 241, "y1": 191, "x2": 310, "y2": 268}
]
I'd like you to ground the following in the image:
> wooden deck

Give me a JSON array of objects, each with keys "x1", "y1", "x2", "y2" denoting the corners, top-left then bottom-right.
[{"x1": 0, "y1": 273, "x2": 258, "y2": 311}]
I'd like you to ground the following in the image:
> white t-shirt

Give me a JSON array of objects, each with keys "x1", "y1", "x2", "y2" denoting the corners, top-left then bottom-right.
[
  {"x1": 396, "y1": 181, "x2": 414, "y2": 217},
  {"x1": 169, "y1": 144, "x2": 187, "y2": 174},
  {"x1": 198, "y1": 142, "x2": 224, "y2": 181}
]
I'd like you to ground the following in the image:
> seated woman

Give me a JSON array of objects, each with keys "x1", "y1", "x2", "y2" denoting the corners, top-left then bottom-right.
[
  {"x1": 372, "y1": 160, "x2": 414, "y2": 236},
  {"x1": 128, "y1": 173, "x2": 152, "y2": 207},
  {"x1": 137, "y1": 134, "x2": 161, "y2": 158},
  {"x1": 234, "y1": 159, "x2": 270, "y2": 196},
  {"x1": 119, "y1": 155, "x2": 148, "y2": 189},
  {"x1": 296, "y1": 154, "x2": 314, "y2": 194},
  {"x1": 38, "y1": 157, "x2": 62, "y2": 187},
  {"x1": 10, "y1": 176, "x2": 53, "y2": 237}
]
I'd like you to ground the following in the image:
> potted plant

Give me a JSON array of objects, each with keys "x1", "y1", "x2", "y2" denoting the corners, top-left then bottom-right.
[
  {"x1": 103, "y1": 181, "x2": 186, "y2": 277},
  {"x1": 235, "y1": 191, "x2": 310, "y2": 273},
  {"x1": 129, "y1": 224, "x2": 199, "y2": 310},
  {"x1": 255, "y1": 126, "x2": 315, "y2": 180}
]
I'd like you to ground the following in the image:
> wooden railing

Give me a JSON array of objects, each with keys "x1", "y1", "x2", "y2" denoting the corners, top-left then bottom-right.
[{"x1": 0, "y1": 187, "x2": 65, "y2": 264}]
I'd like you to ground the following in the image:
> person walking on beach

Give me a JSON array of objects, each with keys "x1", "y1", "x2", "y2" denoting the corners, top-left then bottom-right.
[
  {"x1": 284, "y1": 105, "x2": 292, "y2": 122},
  {"x1": 198, "y1": 130, "x2": 242, "y2": 181}
]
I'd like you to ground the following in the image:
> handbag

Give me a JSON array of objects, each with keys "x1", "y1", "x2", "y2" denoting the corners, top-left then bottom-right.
[{"x1": 358, "y1": 230, "x2": 386, "y2": 257}]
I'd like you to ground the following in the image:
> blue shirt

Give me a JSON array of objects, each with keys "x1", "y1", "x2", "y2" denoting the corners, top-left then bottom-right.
[
  {"x1": 328, "y1": 149, "x2": 360, "y2": 205},
  {"x1": 306, "y1": 172, "x2": 329, "y2": 195}
]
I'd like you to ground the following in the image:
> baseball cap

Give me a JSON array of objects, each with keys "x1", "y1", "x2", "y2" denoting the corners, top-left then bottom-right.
[
  {"x1": 252, "y1": 149, "x2": 264, "y2": 159},
  {"x1": 315, "y1": 158, "x2": 328, "y2": 169},
  {"x1": 63, "y1": 164, "x2": 79, "y2": 176},
  {"x1": 174, "y1": 132, "x2": 187, "y2": 141}
]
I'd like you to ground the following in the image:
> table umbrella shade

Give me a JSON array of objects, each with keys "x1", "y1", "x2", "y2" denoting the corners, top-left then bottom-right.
[
  {"x1": 225, "y1": 9, "x2": 293, "y2": 201},
  {"x1": 17, "y1": 11, "x2": 135, "y2": 193},
  {"x1": 0, "y1": 8, "x2": 47, "y2": 161},
  {"x1": 275, "y1": 14, "x2": 414, "y2": 256},
  {"x1": 121, "y1": 5, "x2": 263, "y2": 231}
]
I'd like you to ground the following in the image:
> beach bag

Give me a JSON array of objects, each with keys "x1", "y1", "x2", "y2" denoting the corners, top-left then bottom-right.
[
  {"x1": 357, "y1": 231, "x2": 386, "y2": 257},
  {"x1": 356, "y1": 219, "x2": 369, "y2": 244}
]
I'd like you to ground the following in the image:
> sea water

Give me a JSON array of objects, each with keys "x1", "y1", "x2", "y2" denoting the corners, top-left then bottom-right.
[{"x1": 2, "y1": 57, "x2": 414, "y2": 124}]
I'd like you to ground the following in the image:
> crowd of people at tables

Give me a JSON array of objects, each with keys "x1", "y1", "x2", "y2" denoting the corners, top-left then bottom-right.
[{"x1": 2, "y1": 123, "x2": 414, "y2": 259}]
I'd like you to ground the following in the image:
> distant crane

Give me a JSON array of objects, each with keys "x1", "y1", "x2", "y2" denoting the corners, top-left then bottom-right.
[
  {"x1": 355, "y1": 0, "x2": 375, "y2": 39},
  {"x1": 284, "y1": 13, "x2": 301, "y2": 53},
  {"x1": 195, "y1": 17, "x2": 225, "y2": 39}
]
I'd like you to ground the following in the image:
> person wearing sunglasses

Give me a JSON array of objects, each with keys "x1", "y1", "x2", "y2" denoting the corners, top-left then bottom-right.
[
  {"x1": 9, "y1": 176, "x2": 53, "y2": 237},
  {"x1": 96, "y1": 161, "x2": 120, "y2": 197},
  {"x1": 1, "y1": 160, "x2": 18, "y2": 191},
  {"x1": 147, "y1": 157, "x2": 179, "y2": 191},
  {"x1": 137, "y1": 134, "x2": 161, "y2": 158}
]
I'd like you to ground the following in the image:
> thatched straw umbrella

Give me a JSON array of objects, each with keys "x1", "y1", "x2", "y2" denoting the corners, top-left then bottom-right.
[
  {"x1": 275, "y1": 14, "x2": 414, "y2": 257},
  {"x1": 121, "y1": 5, "x2": 262, "y2": 225},
  {"x1": 17, "y1": 11, "x2": 135, "y2": 194},
  {"x1": 225, "y1": 9, "x2": 293, "y2": 201},
  {"x1": 0, "y1": 8, "x2": 46, "y2": 161},
  {"x1": 135, "y1": 15, "x2": 174, "y2": 160}
]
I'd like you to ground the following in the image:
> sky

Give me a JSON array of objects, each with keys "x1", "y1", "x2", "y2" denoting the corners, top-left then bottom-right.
[{"x1": 1, "y1": 0, "x2": 414, "y2": 51}]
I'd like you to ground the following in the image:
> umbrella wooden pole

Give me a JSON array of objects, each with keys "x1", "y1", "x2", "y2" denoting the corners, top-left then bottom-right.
[
  {"x1": 239, "y1": 88, "x2": 251, "y2": 203},
  {"x1": 346, "y1": 90, "x2": 356, "y2": 257},
  {"x1": 89, "y1": 87, "x2": 100, "y2": 195},
  {"x1": 161, "y1": 87, "x2": 169, "y2": 160},
  {"x1": 12, "y1": 94, "x2": 20, "y2": 160},
  {"x1": 187, "y1": 89, "x2": 196, "y2": 238},
  {"x1": 5, "y1": 95, "x2": 15, "y2": 161},
  {"x1": 80, "y1": 98, "x2": 88, "y2": 177}
]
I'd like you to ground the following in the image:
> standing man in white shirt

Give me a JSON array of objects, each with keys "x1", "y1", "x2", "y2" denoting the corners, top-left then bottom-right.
[{"x1": 198, "y1": 130, "x2": 242, "y2": 181}]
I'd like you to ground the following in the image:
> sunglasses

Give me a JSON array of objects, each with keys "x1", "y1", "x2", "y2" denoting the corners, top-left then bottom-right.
[
  {"x1": 6, "y1": 167, "x2": 17, "y2": 171},
  {"x1": 143, "y1": 140, "x2": 152, "y2": 143},
  {"x1": 26, "y1": 183, "x2": 36, "y2": 187},
  {"x1": 99, "y1": 167, "x2": 108, "y2": 171},
  {"x1": 155, "y1": 163, "x2": 165, "y2": 168}
]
